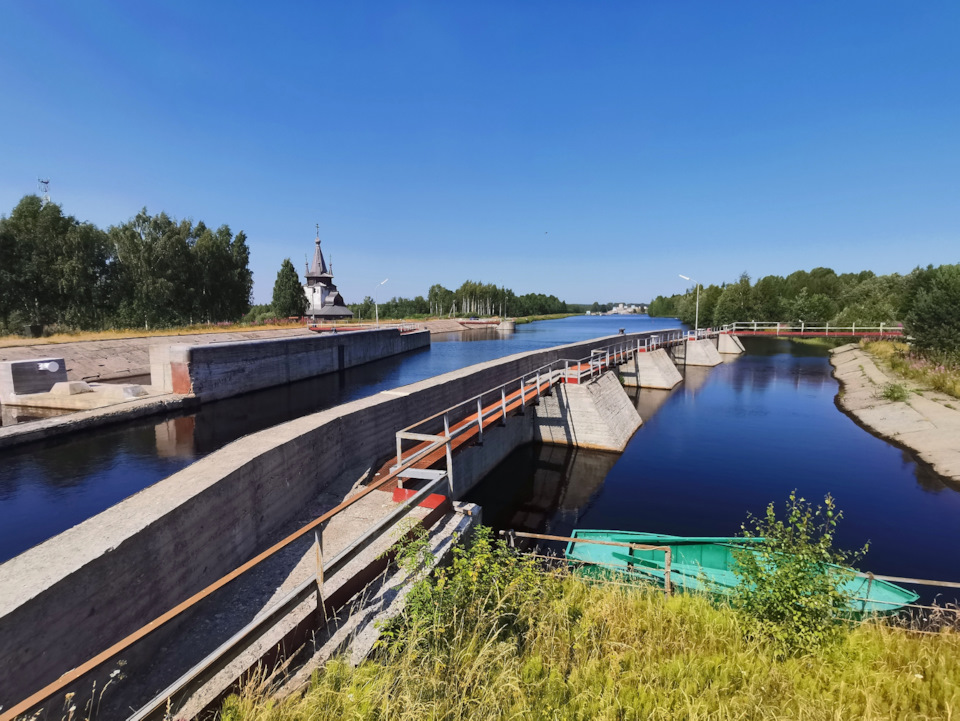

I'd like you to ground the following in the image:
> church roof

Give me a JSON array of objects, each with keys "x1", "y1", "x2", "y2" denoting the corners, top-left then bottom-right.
[{"x1": 305, "y1": 232, "x2": 331, "y2": 280}]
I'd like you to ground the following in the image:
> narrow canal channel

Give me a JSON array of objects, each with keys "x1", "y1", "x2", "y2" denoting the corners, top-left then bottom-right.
[
  {"x1": 0, "y1": 316, "x2": 679, "y2": 562},
  {"x1": 468, "y1": 334, "x2": 960, "y2": 603},
  {"x1": 2, "y1": 317, "x2": 958, "y2": 605}
]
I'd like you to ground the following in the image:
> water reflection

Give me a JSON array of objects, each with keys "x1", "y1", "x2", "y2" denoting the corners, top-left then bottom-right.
[
  {"x1": 467, "y1": 336, "x2": 960, "y2": 603},
  {"x1": 0, "y1": 315, "x2": 684, "y2": 562},
  {"x1": 467, "y1": 444, "x2": 617, "y2": 537}
]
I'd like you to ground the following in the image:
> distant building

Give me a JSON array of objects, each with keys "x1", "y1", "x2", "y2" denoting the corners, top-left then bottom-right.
[{"x1": 303, "y1": 230, "x2": 353, "y2": 320}]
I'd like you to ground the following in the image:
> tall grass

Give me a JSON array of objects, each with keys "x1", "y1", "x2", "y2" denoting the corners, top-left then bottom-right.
[
  {"x1": 864, "y1": 340, "x2": 960, "y2": 399},
  {"x1": 222, "y1": 569, "x2": 960, "y2": 720}
]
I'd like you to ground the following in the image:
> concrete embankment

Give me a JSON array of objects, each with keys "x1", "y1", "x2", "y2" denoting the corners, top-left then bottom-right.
[
  {"x1": 0, "y1": 330, "x2": 662, "y2": 713},
  {"x1": 0, "y1": 328, "x2": 431, "y2": 448},
  {"x1": 0, "y1": 327, "x2": 316, "y2": 382},
  {"x1": 830, "y1": 344, "x2": 960, "y2": 483},
  {"x1": 152, "y1": 327, "x2": 430, "y2": 401}
]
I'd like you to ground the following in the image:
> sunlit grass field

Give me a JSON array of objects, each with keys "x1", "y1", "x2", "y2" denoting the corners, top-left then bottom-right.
[{"x1": 223, "y1": 571, "x2": 960, "y2": 721}]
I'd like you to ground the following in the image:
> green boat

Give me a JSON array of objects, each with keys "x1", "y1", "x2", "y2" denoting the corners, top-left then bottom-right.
[{"x1": 564, "y1": 530, "x2": 919, "y2": 616}]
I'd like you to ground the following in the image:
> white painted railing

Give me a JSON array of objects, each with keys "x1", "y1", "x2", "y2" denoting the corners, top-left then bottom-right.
[
  {"x1": 722, "y1": 322, "x2": 903, "y2": 337},
  {"x1": 392, "y1": 330, "x2": 687, "y2": 475}
]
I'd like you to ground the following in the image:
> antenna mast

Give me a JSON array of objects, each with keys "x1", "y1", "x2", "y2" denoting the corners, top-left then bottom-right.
[{"x1": 37, "y1": 178, "x2": 50, "y2": 206}]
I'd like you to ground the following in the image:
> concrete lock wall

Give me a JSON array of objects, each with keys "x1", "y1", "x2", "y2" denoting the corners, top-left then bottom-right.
[
  {"x1": 0, "y1": 330, "x2": 663, "y2": 708},
  {"x1": 619, "y1": 348, "x2": 684, "y2": 389},
  {"x1": 535, "y1": 372, "x2": 642, "y2": 452},
  {"x1": 718, "y1": 333, "x2": 746, "y2": 354},
  {"x1": 670, "y1": 338, "x2": 723, "y2": 367},
  {"x1": 151, "y1": 328, "x2": 432, "y2": 401}
]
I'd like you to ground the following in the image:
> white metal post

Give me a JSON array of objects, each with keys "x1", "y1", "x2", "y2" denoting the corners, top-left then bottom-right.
[
  {"x1": 443, "y1": 413, "x2": 454, "y2": 495},
  {"x1": 477, "y1": 398, "x2": 483, "y2": 444},
  {"x1": 501, "y1": 386, "x2": 507, "y2": 424}
]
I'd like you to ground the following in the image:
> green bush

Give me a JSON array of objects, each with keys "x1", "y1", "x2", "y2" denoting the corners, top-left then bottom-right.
[{"x1": 732, "y1": 492, "x2": 867, "y2": 656}]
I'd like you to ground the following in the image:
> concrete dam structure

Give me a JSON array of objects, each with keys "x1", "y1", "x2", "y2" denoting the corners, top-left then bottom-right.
[{"x1": 0, "y1": 328, "x2": 746, "y2": 719}]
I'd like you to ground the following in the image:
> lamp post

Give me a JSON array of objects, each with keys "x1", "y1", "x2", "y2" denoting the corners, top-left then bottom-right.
[
  {"x1": 678, "y1": 274, "x2": 700, "y2": 332},
  {"x1": 374, "y1": 278, "x2": 388, "y2": 328}
]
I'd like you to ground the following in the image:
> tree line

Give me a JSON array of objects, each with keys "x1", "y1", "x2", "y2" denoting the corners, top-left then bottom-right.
[
  {"x1": 648, "y1": 265, "x2": 960, "y2": 355},
  {"x1": 0, "y1": 195, "x2": 253, "y2": 332},
  {"x1": 348, "y1": 280, "x2": 570, "y2": 320}
]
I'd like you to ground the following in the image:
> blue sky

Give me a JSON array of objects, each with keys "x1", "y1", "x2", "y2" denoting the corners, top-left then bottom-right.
[{"x1": 1, "y1": 1, "x2": 957, "y2": 304}]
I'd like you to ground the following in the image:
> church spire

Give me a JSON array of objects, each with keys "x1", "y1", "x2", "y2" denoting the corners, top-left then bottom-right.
[{"x1": 305, "y1": 223, "x2": 330, "y2": 280}]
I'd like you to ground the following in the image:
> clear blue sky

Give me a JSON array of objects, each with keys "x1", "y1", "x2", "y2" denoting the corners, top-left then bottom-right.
[{"x1": 1, "y1": 1, "x2": 957, "y2": 304}]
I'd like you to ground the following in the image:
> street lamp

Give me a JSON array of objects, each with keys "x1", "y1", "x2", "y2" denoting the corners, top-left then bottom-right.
[
  {"x1": 374, "y1": 278, "x2": 389, "y2": 328},
  {"x1": 679, "y1": 274, "x2": 700, "y2": 332}
]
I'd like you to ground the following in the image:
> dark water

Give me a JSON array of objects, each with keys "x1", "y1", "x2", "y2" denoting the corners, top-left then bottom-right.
[
  {"x1": 0, "y1": 316, "x2": 680, "y2": 562},
  {"x1": 468, "y1": 337, "x2": 960, "y2": 602}
]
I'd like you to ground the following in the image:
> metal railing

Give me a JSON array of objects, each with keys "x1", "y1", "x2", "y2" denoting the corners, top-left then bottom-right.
[
  {"x1": 2, "y1": 330, "x2": 680, "y2": 721},
  {"x1": 499, "y1": 531, "x2": 960, "y2": 623},
  {"x1": 499, "y1": 530, "x2": 675, "y2": 597},
  {"x1": 723, "y1": 321, "x2": 903, "y2": 337},
  {"x1": 392, "y1": 332, "x2": 688, "y2": 476}
]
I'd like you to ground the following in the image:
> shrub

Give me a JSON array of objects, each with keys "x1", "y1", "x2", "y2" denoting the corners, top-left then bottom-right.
[{"x1": 732, "y1": 492, "x2": 867, "y2": 656}]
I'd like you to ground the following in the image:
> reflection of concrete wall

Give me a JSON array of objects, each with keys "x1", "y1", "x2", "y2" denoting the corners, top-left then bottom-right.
[
  {"x1": 0, "y1": 330, "x2": 663, "y2": 708},
  {"x1": 154, "y1": 417, "x2": 197, "y2": 459},
  {"x1": 153, "y1": 328, "x2": 432, "y2": 402}
]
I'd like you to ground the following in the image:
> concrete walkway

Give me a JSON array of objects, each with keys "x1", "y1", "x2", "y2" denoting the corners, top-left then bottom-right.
[
  {"x1": 830, "y1": 344, "x2": 960, "y2": 483},
  {"x1": 0, "y1": 328, "x2": 315, "y2": 382}
]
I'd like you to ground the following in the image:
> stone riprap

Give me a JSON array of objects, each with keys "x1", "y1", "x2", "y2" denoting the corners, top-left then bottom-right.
[{"x1": 830, "y1": 344, "x2": 960, "y2": 483}]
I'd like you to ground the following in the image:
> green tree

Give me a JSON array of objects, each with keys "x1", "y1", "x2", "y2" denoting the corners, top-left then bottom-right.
[
  {"x1": 789, "y1": 288, "x2": 837, "y2": 325},
  {"x1": 713, "y1": 273, "x2": 755, "y2": 326},
  {"x1": 904, "y1": 264, "x2": 960, "y2": 354},
  {"x1": 272, "y1": 258, "x2": 307, "y2": 318},
  {"x1": 110, "y1": 210, "x2": 196, "y2": 328}
]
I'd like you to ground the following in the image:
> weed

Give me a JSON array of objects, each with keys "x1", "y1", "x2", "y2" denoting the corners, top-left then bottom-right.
[{"x1": 878, "y1": 383, "x2": 910, "y2": 402}]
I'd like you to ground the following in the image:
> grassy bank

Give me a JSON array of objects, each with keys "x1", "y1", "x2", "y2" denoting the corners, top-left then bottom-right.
[
  {"x1": 0, "y1": 320, "x2": 313, "y2": 348},
  {"x1": 223, "y1": 537, "x2": 960, "y2": 720},
  {"x1": 863, "y1": 340, "x2": 960, "y2": 399}
]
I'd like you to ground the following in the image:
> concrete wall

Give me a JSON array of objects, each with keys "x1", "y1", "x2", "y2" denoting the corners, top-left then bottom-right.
[
  {"x1": 535, "y1": 371, "x2": 642, "y2": 451},
  {"x1": 669, "y1": 338, "x2": 723, "y2": 367},
  {"x1": 619, "y1": 348, "x2": 683, "y2": 389},
  {"x1": 718, "y1": 333, "x2": 746, "y2": 354},
  {"x1": 0, "y1": 329, "x2": 671, "y2": 708},
  {"x1": 151, "y1": 328, "x2": 431, "y2": 401},
  {"x1": 0, "y1": 358, "x2": 67, "y2": 403}
]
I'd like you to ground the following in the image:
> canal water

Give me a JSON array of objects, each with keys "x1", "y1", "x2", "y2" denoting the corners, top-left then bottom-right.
[
  {"x1": 3, "y1": 316, "x2": 959, "y2": 603},
  {"x1": 468, "y1": 333, "x2": 960, "y2": 602},
  {"x1": 0, "y1": 316, "x2": 678, "y2": 562}
]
